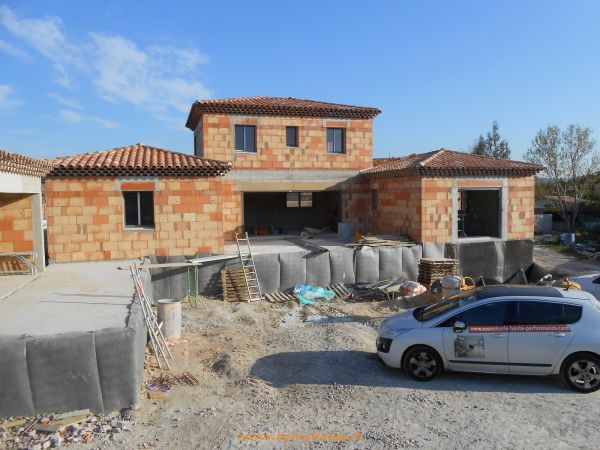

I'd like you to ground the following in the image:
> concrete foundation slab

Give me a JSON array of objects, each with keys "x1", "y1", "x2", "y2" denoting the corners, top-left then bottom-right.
[{"x1": 0, "y1": 261, "x2": 145, "y2": 418}]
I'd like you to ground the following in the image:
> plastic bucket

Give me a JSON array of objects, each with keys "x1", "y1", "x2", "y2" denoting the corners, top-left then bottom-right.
[
  {"x1": 157, "y1": 299, "x2": 181, "y2": 340},
  {"x1": 338, "y1": 222, "x2": 353, "y2": 243}
]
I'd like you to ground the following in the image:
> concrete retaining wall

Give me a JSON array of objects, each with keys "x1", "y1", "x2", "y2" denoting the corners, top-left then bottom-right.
[
  {"x1": 0, "y1": 300, "x2": 145, "y2": 418},
  {"x1": 145, "y1": 240, "x2": 534, "y2": 301}
]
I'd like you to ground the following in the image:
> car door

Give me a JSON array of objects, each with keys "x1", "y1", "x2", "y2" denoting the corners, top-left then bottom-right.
[
  {"x1": 440, "y1": 301, "x2": 512, "y2": 373},
  {"x1": 507, "y1": 301, "x2": 577, "y2": 375}
]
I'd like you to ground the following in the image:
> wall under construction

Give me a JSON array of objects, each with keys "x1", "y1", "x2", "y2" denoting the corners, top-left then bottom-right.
[{"x1": 144, "y1": 239, "x2": 534, "y2": 301}]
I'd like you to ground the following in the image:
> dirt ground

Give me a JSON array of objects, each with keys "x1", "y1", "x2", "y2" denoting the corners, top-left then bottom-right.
[
  {"x1": 533, "y1": 244, "x2": 600, "y2": 277},
  {"x1": 66, "y1": 246, "x2": 600, "y2": 450}
]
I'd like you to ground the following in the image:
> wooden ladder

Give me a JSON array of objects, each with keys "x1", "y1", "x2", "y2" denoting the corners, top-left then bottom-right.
[{"x1": 235, "y1": 232, "x2": 262, "y2": 302}]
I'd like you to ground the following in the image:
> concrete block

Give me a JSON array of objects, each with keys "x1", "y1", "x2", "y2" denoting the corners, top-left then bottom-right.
[
  {"x1": 306, "y1": 252, "x2": 331, "y2": 288},
  {"x1": 355, "y1": 247, "x2": 380, "y2": 283},
  {"x1": 0, "y1": 336, "x2": 35, "y2": 417},
  {"x1": 26, "y1": 333, "x2": 104, "y2": 414},
  {"x1": 279, "y1": 253, "x2": 307, "y2": 291},
  {"x1": 329, "y1": 248, "x2": 355, "y2": 284}
]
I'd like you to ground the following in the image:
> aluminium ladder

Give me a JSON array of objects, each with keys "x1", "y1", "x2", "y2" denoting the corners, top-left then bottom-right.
[
  {"x1": 130, "y1": 264, "x2": 173, "y2": 369},
  {"x1": 235, "y1": 232, "x2": 262, "y2": 302}
]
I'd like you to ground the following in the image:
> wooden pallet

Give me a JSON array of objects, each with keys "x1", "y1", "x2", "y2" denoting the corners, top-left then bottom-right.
[
  {"x1": 418, "y1": 258, "x2": 458, "y2": 286},
  {"x1": 221, "y1": 268, "x2": 257, "y2": 302}
]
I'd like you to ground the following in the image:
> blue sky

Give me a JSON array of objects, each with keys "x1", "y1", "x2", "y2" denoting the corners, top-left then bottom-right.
[{"x1": 1, "y1": 1, "x2": 599, "y2": 160}]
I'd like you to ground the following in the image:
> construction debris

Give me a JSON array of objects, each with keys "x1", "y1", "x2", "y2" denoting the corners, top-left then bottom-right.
[
  {"x1": 293, "y1": 284, "x2": 335, "y2": 306},
  {"x1": 264, "y1": 283, "x2": 352, "y2": 303},
  {"x1": 0, "y1": 411, "x2": 134, "y2": 448},
  {"x1": 348, "y1": 234, "x2": 416, "y2": 248},
  {"x1": 418, "y1": 258, "x2": 458, "y2": 287}
]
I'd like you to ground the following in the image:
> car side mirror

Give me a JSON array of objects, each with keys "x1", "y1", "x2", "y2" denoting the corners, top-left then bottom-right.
[{"x1": 453, "y1": 320, "x2": 466, "y2": 333}]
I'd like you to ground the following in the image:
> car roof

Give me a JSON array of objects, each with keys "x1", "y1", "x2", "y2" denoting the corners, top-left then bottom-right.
[{"x1": 473, "y1": 285, "x2": 596, "y2": 302}]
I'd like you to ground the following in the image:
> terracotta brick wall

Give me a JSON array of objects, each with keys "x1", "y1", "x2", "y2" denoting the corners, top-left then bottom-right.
[
  {"x1": 0, "y1": 194, "x2": 34, "y2": 270},
  {"x1": 45, "y1": 177, "x2": 225, "y2": 262},
  {"x1": 420, "y1": 178, "x2": 453, "y2": 243},
  {"x1": 369, "y1": 177, "x2": 423, "y2": 240},
  {"x1": 507, "y1": 176, "x2": 535, "y2": 240},
  {"x1": 221, "y1": 178, "x2": 242, "y2": 241},
  {"x1": 341, "y1": 176, "x2": 372, "y2": 233},
  {"x1": 199, "y1": 114, "x2": 373, "y2": 170}
]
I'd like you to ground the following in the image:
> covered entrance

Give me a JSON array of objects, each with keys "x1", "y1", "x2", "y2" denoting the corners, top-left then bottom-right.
[{"x1": 243, "y1": 191, "x2": 340, "y2": 236}]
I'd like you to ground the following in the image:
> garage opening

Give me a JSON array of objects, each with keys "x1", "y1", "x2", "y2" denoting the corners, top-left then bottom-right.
[
  {"x1": 458, "y1": 189, "x2": 501, "y2": 238},
  {"x1": 243, "y1": 191, "x2": 340, "y2": 236}
]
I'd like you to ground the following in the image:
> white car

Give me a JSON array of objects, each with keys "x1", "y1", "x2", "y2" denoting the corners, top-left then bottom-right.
[
  {"x1": 572, "y1": 274, "x2": 600, "y2": 300},
  {"x1": 377, "y1": 286, "x2": 600, "y2": 392}
]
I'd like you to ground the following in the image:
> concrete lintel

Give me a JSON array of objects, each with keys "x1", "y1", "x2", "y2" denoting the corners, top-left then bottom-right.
[
  {"x1": 225, "y1": 169, "x2": 359, "y2": 182},
  {"x1": 0, "y1": 173, "x2": 41, "y2": 194}
]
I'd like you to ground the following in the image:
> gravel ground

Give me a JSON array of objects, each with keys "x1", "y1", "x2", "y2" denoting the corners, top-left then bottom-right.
[
  {"x1": 62, "y1": 283, "x2": 600, "y2": 450},
  {"x1": 56, "y1": 246, "x2": 600, "y2": 450}
]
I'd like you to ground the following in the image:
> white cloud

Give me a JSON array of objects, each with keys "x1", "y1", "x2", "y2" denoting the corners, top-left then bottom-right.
[
  {"x1": 0, "y1": 5, "x2": 81, "y2": 86},
  {"x1": 0, "y1": 38, "x2": 30, "y2": 60},
  {"x1": 0, "y1": 5, "x2": 211, "y2": 123},
  {"x1": 59, "y1": 109, "x2": 82, "y2": 123},
  {"x1": 90, "y1": 117, "x2": 118, "y2": 129},
  {"x1": 47, "y1": 92, "x2": 82, "y2": 109},
  {"x1": 0, "y1": 84, "x2": 23, "y2": 109},
  {"x1": 59, "y1": 109, "x2": 118, "y2": 129},
  {"x1": 89, "y1": 33, "x2": 210, "y2": 114}
]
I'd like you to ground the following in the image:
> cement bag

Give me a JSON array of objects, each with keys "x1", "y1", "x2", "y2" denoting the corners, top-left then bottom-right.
[{"x1": 293, "y1": 284, "x2": 335, "y2": 306}]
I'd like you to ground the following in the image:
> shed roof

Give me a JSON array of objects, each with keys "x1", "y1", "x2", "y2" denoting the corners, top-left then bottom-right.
[
  {"x1": 47, "y1": 143, "x2": 232, "y2": 177},
  {"x1": 364, "y1": 149, "x2": 544, "y2": 178},
  {"x1": 185, "y1": 96, "x2": 381, "y2": 129},
  {"x1": 0, "y1": 149, "x2": 53, "y2": 178}
]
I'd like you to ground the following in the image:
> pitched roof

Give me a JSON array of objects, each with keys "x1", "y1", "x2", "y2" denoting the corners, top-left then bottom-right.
[
  {"x1": 364, "y1": 149, "x2": 544, "y2": 178},
  {"x1": 0, "y1": 149, "x2": 53, "y2": 178},
  {"x1": 47, "y1": 143, "x2": 232, "y2": 177},
  {"x1": 185, "y1": 96, "x2": 381, "y2": 129}
]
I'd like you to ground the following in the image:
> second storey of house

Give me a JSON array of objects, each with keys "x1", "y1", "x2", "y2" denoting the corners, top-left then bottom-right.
[{"x1": 185, "y1": 96, "x2": 381, "y2": 171}]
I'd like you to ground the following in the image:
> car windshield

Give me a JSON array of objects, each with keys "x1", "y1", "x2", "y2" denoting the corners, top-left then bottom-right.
[{"x1": 417, "y1": 289, "x2": 481, "y2": 322}]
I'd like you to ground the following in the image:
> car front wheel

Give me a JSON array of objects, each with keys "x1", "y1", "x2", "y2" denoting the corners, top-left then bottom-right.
[
  {"x1": 561, "y1": 353, "x2": 600, "y2": 393},
  {"x1": 403, "y1": 345, "x2": 442, "y2": 381}
]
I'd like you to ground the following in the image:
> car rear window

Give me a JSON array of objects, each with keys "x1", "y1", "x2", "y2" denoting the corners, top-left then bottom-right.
[
  {"x1": 514, "y1": 301, "x2": 582, "y2": 325},
  {"x1": 562, "y1": 304, "x2": 582, "y2": 324}
]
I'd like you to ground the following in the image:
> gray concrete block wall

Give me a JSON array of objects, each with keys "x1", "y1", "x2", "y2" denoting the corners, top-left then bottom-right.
[
  {"x1": 0, "y1": 300, "x2": 146, "y2": 418},
  {"x1": 145, "y1": 240, "x2": 533, "y2": 299}
]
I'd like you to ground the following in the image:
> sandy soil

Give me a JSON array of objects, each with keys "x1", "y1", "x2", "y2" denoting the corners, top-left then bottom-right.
[{"x1": 68, "y1": 284, "x2": 600, "y2": 450}]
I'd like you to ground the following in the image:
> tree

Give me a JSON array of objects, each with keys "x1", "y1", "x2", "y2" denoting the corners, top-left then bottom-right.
[
  {"x1": 471, "y1": 121, "x2": 511, "y2": 159},
  {"x1": 524, "y1": 124, "x2": 600, "y2": 234}
]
